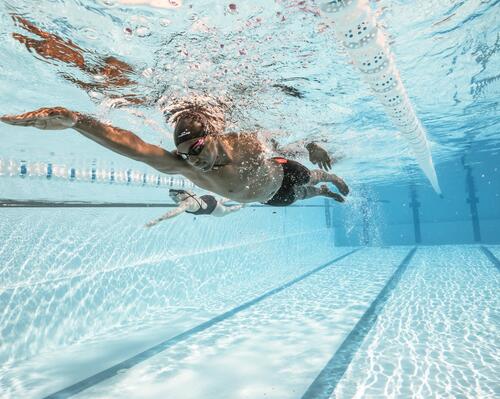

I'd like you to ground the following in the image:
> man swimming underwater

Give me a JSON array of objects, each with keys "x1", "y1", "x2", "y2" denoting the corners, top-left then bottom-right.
[
  {"x1": 2, "y1": 15, "x2": 348, "y2": 206},
  {"x1": 1, "y1": 104, "x2": 348, "y2": 206}
]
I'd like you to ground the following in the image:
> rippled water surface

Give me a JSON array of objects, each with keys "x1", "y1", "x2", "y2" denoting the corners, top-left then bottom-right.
[{"x1": 0, "y1": 0, "x2": 498, "y2": 187}]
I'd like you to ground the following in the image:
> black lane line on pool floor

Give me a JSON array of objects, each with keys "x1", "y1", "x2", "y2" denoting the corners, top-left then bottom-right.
[
  {"x1": 0, "y1": 199, "x2": 330, "y2": 208},
  {"x1": 301, "y1": 246, "x2": 418, "y2": 399},
  {"x1": 43, "y1": 249, "x2": 360, "y2": 399},
  {"x1": 481, "y1": 246, "x2": 500, "y2": 271}
]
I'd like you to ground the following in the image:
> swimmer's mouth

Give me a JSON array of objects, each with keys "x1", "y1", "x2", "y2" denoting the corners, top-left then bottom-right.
[{"x1": 199, "y1": 162, "x2": 214, "y2": 172}]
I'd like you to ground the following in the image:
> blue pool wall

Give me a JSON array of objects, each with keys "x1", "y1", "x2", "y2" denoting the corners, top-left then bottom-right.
[{"x1": 333, "y1": 151, "x2": 500, "y2": 246}]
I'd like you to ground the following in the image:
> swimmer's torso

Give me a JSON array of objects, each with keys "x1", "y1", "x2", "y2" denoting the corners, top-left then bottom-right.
[{"x1": 180, "y1": 133, "x2": 284, "y2": 203}]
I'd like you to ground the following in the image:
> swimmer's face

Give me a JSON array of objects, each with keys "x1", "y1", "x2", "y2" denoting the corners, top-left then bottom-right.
[
  {"x1": 168, "y1": 192, "x2": 183, "y2": 203},
  {"x1": 176, "y1": 135, "x2": 218, "y2": 172}
]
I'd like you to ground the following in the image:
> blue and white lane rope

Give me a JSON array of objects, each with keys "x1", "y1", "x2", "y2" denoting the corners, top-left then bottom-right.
[
  {"x1": 321, "y1": 0, "x2": 441, "y2": 194},
  {"x1": 0, "y1": 158, "x2": 194, "y2": 188}
]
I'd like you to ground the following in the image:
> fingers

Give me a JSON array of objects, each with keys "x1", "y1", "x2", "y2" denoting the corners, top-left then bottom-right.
[
  {"x1": 1, "y1": 108, "x2": 69, "y2": 129},
  {"x1": 319, "y1": 161, "x2": 330, "y2": 171},
  {"x1": 0, "y1": 113, "x2": 39, "y2": 125},
  {"x1": 333, "y1": 193, "x2": 345, "y2": 203},
  {"x1": 1, "y1": 109, "x2": 42, "y2": 124},
  {"x1": 1, "y1": 117, "x2": 33, "y2": 126},
  {"x1": 1, "y1": 114, "x2": 48, "y2": 128}
]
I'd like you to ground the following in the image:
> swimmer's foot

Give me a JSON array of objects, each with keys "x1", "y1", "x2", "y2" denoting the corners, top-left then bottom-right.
[
  {"x1": 330, "y1": 174, "x2": 349, "y2": 196},
  {"x1": 320, "y1": 184, "x2": 345, "y2": 203}
]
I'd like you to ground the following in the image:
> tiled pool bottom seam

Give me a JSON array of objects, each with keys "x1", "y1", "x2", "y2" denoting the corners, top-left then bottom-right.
[
  {"x1": 42, "y1": 249, "x2": 360, "y2": 399},
  {"x1": 480, "y1": 246, "x2": 500, "y2": 271},
  {"x1": 301, "y1": 247, "x2": 418, "y2": 399}
]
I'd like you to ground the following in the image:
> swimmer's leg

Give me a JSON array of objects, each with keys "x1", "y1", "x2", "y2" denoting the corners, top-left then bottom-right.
[
  {"x1": 309, "y1": 169, "x2": 349, "y2": 196},
  {"x1": 212, "y1": 202, "x2": 244, "y2": 217},
  {"x1": 294, "y1": 184, "x2": 344, "y2": 203}
]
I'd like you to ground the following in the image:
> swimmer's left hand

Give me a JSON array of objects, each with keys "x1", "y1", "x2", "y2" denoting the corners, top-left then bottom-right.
[{"x1": 306, "y1": 142, "x2": 332, "y2": 171}]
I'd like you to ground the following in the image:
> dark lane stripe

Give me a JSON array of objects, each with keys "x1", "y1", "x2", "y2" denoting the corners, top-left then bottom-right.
[
  {"x1": 0, "y1": 200, "x2": 329, "y2": 208},
  {"x1": 301, "y1": 247, "x2": 418, "y2": 399},
  {"x1": 480, "y1": 246, "x2": 500, "y2": 271},
  {"x1": 1, "y1": 200, "x2": 176, "y2": 208},
  {"x1": 44, "y1": 249, "x2": 360, "y2": 399}
]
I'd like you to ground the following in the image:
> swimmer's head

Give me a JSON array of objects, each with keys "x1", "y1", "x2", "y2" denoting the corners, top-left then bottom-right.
[
  {"x1": 175, "y1": 132, "x2": 221, "y2": 172},
  {"x1": 163, "y1": 96, "x2": 228, "y2": 172},
  {"x1": 163, "y1": 95, "x2": 227, "y2": 136},
  {"x1": 173, "y1": 117, "x2": 210, "y2": 147},
  {"x1": 169, "y1": 189, "x2": 196, "y2": 203}
]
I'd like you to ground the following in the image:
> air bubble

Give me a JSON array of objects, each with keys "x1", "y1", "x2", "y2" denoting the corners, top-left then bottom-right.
[{"x1": 159, "y1": 18, "x2": 171, "y2": 27}]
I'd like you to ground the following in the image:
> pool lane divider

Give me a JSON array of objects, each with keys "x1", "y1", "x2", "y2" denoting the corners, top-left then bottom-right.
[
  {"x1": 43, "y1": 249, "x2": 361, "y2": 399},
  {"x1": 301, "y1": 246, "x2": 418, "y2": 399},
  {"x1": 480, "y1": 246, "x2": 500, "y2": 271}
]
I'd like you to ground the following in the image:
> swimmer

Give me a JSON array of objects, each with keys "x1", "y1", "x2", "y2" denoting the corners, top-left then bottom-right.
[
  {"x1": 145, "y1": 189, "x2": 244, "y2": 227},
  {"x1": 1, "y1": 104, "x2": 349, "y2": 206},
  {"x1": 5, "y1": 17, "x2": 348, "y2": 205}
]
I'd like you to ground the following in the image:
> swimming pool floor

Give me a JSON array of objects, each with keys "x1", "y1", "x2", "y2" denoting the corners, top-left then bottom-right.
[{"x1": 1, "y1": 246, "x2": 499, "y2": 398}]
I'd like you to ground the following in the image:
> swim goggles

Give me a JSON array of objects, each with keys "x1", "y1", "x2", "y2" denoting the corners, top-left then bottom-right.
[{"x1": 177, "y1": 137, "x2": 206, "y2": 160}]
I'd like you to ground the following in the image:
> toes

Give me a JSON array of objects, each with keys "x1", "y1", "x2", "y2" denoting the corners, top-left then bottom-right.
[{"x1": 333, "y1": 193, "x2": 345, "y2": 203}]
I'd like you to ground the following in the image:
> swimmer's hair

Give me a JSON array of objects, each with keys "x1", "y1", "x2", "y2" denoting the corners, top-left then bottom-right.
[{"x1": 162, "y1": 95, "x2": 228, "y2": 136}]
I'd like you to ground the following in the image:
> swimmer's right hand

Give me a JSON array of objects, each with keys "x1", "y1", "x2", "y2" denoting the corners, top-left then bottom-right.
[{"x1": 1, "y1": 107, "x2": 78, "y2": 130}]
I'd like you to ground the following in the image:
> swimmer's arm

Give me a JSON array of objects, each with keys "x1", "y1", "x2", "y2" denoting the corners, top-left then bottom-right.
[
  {"x1": 213, "y1": 200, "x2": 245, "y2": 217},
  {"x1": 0, "y1": 107, "x2": 185, "y2": 174},
  {"x1": 73, "y1": 113, "x2": 185, "y2": 174},
  {"x1": 145, "y1": 203, "x2": 189, "y2": 227},
  {"x1": 274, "y1": 139, "x2": 335, "y2": 171}
]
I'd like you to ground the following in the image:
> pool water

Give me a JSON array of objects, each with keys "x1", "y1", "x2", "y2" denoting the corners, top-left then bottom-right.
[
  {"x1": 1, "y1": 241, "x2": 498, "y2": 398},
  {"x1": 1, "y1": 0, "x2": 499, "y2": 398}
]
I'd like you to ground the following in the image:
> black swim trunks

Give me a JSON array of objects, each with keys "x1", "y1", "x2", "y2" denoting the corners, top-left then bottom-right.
[
  {"x1": 264, "y1": 158, "x2": 311, "y2": 206},
  {"x1": 185, "y1": 195, "x2": 218, "y2": 215}
]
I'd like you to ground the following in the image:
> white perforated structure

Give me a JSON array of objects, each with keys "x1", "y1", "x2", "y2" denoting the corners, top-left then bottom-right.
[
  {"x1": 322, "y1": 0, "x2": 441, "y2": 194},
  {"x1": 0, "y1": 158, "x2": 194, "y2": 189}
]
